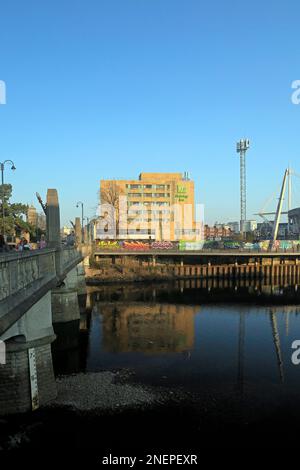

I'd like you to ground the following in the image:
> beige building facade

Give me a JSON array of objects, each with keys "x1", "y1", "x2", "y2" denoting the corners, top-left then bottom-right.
[
  {"x1": 27, "y1": 205, "x2": 38, "y2": 226},
  {"x1": 100, "y1": 172, "x2": 200, "y2": 241}
]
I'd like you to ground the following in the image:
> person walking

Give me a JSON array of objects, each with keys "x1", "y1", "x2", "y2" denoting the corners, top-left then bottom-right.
[
  {"x1": 22, "y1": 238, "x2": 31, "y2": 251},
  {"x1": 17, "y1": 237, "x2": 31, "y2": 251},
  {"x1": 38, "y1": 234, "x2": 47, "y2": 249}
]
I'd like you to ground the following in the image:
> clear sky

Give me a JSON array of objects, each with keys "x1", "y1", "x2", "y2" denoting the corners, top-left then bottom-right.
[{"x1": 1, "y1": 0, "x2": 300, "y2": 226}]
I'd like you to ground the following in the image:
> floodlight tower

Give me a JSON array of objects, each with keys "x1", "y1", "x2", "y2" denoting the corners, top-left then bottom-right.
[{"x1": 236, "y1": 138, "x2": 250, "y2": 234}]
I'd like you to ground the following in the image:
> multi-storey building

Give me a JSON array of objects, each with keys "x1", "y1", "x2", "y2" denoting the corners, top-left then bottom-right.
[
  {"x1": 100, "y1": 172, "x2": 199, "y2": 241},
  {"x1": 26, "y1": 205, "x2": 46, "y2": 232},
  {"x1": 37, "y1": 213, "x2": 46, "y2": 231},
  {"x1": 26, "y1": 205, "x2": 38, "y2": 227}
]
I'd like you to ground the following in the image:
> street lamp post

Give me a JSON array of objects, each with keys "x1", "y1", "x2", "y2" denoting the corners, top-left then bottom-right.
[
  {"x1": 76, "y1": 201, "x2": 84, "y2": 243},
  {"x1": 85, "y1": 216, "x2": 90, "y2": 243},
  {"x1": 0, "y1": 160, "x2": 16, "y2": 237}
]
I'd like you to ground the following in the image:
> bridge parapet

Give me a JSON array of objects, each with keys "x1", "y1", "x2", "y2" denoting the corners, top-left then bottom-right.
[
  {"x1": 0, "y1": 249, "x2": 56, "y2": 303},
  {"x1": 60, "y1": 247, "x2": 83, "y2": 277},
  {"x1": 0, "y1": 247, "x2": 82, "y2": 337}
]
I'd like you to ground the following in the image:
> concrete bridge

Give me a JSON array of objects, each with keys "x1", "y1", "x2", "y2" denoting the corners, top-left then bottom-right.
[{"x1": 0, "y1": 190, "x2": 85, "y2": 415}]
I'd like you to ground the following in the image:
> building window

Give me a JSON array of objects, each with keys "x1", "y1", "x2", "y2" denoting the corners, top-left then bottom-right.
[
  {"x1": 147, "y1": 193, "x2": 170, "y2": 198},
  {"x1": 126, "y1": 184, "x2": 142, "y2": 189},
  {"x1": 128, "y1": 193, "x2": 142, "y2": 197}
]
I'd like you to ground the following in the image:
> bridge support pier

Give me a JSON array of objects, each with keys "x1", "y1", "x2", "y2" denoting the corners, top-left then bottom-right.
[
  {"x1": 0, "y1": 336, "x2": 56, "y2": 415},
  {"x1": 77, "y1": 261, "x2": 87, "y2": 295},
  {"x1": 0, "y1": 292, "x2": 57, "y2": 415},
  {"x1": 51, "y1": 267, "x2": 81, "y2": 323}
]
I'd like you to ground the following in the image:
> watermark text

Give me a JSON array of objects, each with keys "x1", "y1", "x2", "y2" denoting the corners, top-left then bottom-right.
[
  {"x1": 291, "y1": 80, "x2": 300, "y2": 105},
  {"x1": 0, "y1": 80, "x2": 6, "y2": 105}
]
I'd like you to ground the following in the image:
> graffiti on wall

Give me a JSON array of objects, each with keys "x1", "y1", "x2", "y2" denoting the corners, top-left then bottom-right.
[
  {"x1": 95, "y1": 238, "x2": 300, "y2": 252},
  {"x1": 179, "y1": 240, "x2": 204, "y2": 251},
  {"x1": 98, "y1": 240, "x2": 120, "y2": 250},
  {"x1": 122, "y1": 241, "x2": 150, "y2": 251},
  {"x1": 151, "y1": 241, "x2": 175, "y2": 250}
]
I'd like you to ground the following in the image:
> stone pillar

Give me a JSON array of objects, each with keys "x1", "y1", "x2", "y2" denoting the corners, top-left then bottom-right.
[
  {"x1": 0, "y1": 292, "x2": 57, "y2": 415},
  {"x1": 46, "y1": 189, "x2": 61, "y2": 249},
  {"x1": 75, "y1": 217, "x2": 82, "y2": 246},
  {"x1": 51, "y1": 267, "x2": 81, "y2": 323},
  {"x1": 46, "y1": 189, "x2": 63, "y2": 278},
  {"x1": 77, "y1": 261, "x2": 87, "y2": 295}
]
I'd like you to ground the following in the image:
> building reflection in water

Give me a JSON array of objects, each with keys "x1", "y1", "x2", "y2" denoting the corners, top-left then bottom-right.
[
  {"x1": 98, "y1": 303, "x2": 198, "y2": 354},
  {"x1": 74, "y1": 286, "x2": 300, "y2": 393}
]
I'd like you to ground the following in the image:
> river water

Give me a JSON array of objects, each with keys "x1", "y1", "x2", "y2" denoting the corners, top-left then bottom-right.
[
  {"x1": 4, "y1": 280, "x2": 300, "y2": 456},
  {"x1": 53, "y1": 280, "x2": 300, "y2": 400}
]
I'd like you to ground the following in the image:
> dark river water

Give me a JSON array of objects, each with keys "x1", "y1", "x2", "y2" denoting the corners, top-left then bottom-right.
[
  {"x1": 6, "y1": 279, "x2": 300, "y2": 457},
  {"x1": 52, "y1": 280, "x2": 300, "y2": 398}
]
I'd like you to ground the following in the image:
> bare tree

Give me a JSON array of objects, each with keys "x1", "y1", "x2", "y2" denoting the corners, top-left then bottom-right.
[
  {"x1": 100, "y1": 181, "x2": 124, "y2": 237},
  {"x1": 100, "y1": 181, "x2": 121, "y2": 206}
]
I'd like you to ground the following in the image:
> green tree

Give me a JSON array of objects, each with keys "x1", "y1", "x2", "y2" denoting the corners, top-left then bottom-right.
[{"x1": 0, "y1": 184, "x2": 32, "y2": 237}]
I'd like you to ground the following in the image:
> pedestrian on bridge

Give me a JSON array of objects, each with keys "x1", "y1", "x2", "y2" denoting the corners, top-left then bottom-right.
[
  {"x1": 38, "y1": 234, "x2": 47, "y2": 249},
  {"x1": 17, "y1": 238, "x2": 32, "y2": 251}
]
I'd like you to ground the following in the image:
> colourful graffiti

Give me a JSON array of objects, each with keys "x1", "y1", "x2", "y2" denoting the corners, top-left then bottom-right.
[
  {"x1": 222, "y1": 241, "x2": 241, "y2": 249},
  {"x1": 258, "y1": 240, "x2": 269, "y2": 251},
  {"x1": 179, "y1": 240, "x2": 204, "y2": 251},
  {"x1": 122, "y1": 241, "x2": 150, "y2": 251},
  {"x1": 276, "y1": 240, "x2": 300, "y2": 250},
  {"x1": 254, "y1": 240, "x2": 300, "y2": 251},
  {"x1": 151, "y1": 241, "x2": 175, "y2": 250},
  {"x1": 95, "y1": 239, "x2": 300, "y2": 252},
  {"x1": 244, "y1": 242, "x2": 260, "y2": 251},
  {"x1": 98, "y1": 240, "x2": 120, "y2": 250}
]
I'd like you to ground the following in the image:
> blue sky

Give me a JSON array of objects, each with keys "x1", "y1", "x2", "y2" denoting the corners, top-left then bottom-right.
[{"x1": 1, "y1": 0, "x2": 300, "y2": 225}]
